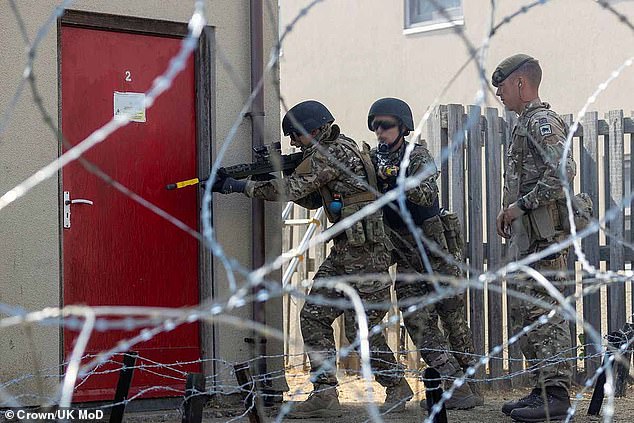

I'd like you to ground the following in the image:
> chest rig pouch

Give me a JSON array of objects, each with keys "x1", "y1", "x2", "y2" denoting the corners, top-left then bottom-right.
[
  {"x1": 439, "y1": 209, "x2": 464, "y2": 254},
  {"x1": 556, "y1": 192, "x2": 593, "y2": 233},
  {"x1": 321, "y1": 137, "x2": 388, "y2": 247},
  {"x1": 518, "y1": 113, "x2": 593, "y2": 237}
]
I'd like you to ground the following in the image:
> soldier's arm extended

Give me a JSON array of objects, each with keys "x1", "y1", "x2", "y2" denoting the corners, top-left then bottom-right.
[
  {"x1": 403, "y1": 147, "x2": 440, "y2": 207},
  {"x1": 293, "y1": 192, "x2": 323, "y2": 209},
  {"x1": 520, "y1": 114, "x2": 576, "y2": 210},
  {"x1": 244, "y1": 149, "x2": 339, "y2": 202}
]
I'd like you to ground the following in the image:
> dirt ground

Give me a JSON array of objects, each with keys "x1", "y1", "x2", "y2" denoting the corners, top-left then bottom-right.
[
  {"x1": 274, "y1": 374, "x2": 634, "y2": 423},
  {"x1": 117, "y1": 373, "x2": 634, "y2": 423}
]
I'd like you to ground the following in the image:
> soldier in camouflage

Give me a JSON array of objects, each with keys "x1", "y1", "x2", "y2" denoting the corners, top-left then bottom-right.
[
  {"x1": 367, "y1": 98, "x2": 482, "y2": 410},
  {"x1": 213, "y1": 100, "x2": 413, "y2": 417},
  {"x1": 493, "y1": 54, "x2": 575, "y2": 422}
]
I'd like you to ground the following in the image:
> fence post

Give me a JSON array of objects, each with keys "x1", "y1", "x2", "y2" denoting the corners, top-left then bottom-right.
[
  {"x1": 467, "y1": 105, "x2": 485, "y2": 381},
  {"x1": 422, "y1": 367, "x2": 448, "y2": 423},
  {"x1": 562, "y1": 114, "x2": 579, "y2": 383},
  {"x1": 426, "y1": 105, "x2": 443, "y2": 170},
  {"x1": 503, "y1": 111, "x2": 527, "y2": 387},
  {"x1": 606, "y1": 110, "x2": 625, "y2": 333},
  {"x1": 427, "y1": 105, "x2": 448, "y2": 208},
  {"x1": 581, "y1": 111, "x2": 602, "y2": 378},
  {"x1": 588, "y1": 324, "x2": 634, "y2": 415},
  {"x1": 446, "y1": 104, "x2": 466, "y2": 230},
  {"x1": 485, "y1": 107, "x2": 504, "y2": 388},
  {"x1": 234, "y1": 362, "x2": 264, "y2": 423},
  {"x1": 109, "y1": 351, "x2": 138, "y2": 423},
  {"x1": 182, "y1": 373, "x2": 206, "y2": 423},
  {"x1": 629, "y1": 112, "x2": 634, "y2": 316}
]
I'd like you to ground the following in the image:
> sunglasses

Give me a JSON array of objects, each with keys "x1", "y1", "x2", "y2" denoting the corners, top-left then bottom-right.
[{"x1": 372, "y1": 120, "x2": 398, "y2": 131}]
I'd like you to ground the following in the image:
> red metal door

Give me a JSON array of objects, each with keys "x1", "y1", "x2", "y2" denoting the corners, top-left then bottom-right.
[{"x1": 60, "y1": 24, "x2": 201, "y2": 402}]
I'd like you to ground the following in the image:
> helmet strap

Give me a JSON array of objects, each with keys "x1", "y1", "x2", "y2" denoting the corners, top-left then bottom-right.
[{"x1": 389, "y1": 126, "x2": 405, "y2": 152}]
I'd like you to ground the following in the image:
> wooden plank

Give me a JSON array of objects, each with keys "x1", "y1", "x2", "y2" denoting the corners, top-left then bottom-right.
[
  {"x1": 581, "y1": 111, "x2": 602, "y2": 377},
  {"x1": 440, "y1": 106, "x2": 450, "y2": 209},
  {"x1": 606, "y1": 110, "x2": 626, "y2": 332},
  {"x1": 598, "y1": 120, "x2": 610, "y2": 135},
  {"x1": 427, "y1": 106, "x2": 445, "y2": 206},
  {"x1": 624, "y1": 116, "x2": 634, "y2": 134},
  {"x1": 447, "y1": 104, "x2": 466, "y2": 229},
  {"x1": 485, "y1": 108, "x2": 504, "y2": 386},
  {"x1": 195, "y1": 26, "x2": 216, "y2": 384},
  {"x1": 426, "y1": 106, "x2": 443, "y2": 171},
  {"x1": 467, "y1": 105, "x2": 485, "y2": 380},
  {"x1": 503, "y1": 110, "x2": 526, "y2": 386},
  {"x1": 598, "y1": 246, "x2": 634, "y2": 261},
  {"x1": 631, "y1": 112, "x2": 634, "y2": 321},
  {"x1": 561, "y1": 114, "x2": 578, "y2": 382}
]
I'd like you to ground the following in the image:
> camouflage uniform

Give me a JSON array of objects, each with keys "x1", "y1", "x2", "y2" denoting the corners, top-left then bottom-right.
[
  {"x1": 245, "y1": 125, "x2": 404, "y2": 388},
  {"x1": 369, "y1": 141, "x2": 476, "y2": 377},
  {"x1": 504, "y1": 98, "x2": 576, "y2": 390}
]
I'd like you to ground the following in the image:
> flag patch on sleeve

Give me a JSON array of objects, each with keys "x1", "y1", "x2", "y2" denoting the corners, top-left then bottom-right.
[{"x1": 539, "y1": 124, "x2": 552, "y2": 136}]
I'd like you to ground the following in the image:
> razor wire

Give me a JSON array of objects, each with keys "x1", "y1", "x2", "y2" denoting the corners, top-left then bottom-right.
[{"x1": 1, "y1": 1, "x2": 634, "y2": 422}]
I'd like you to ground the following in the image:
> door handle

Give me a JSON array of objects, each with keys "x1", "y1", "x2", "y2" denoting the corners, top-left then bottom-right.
[
  {"x1": 67, "y1": 199, "x2": 94, "y2": 206},
  {"x1": 63, "y1": 191, "x2": 94, "y2": 229}
]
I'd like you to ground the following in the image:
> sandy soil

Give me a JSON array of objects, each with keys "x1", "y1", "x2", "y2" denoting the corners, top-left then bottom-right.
[{"x1": 109, "y1": 373, "x2": 634, "y2": 422}]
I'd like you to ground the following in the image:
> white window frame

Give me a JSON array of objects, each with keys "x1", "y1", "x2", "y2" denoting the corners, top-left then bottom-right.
[{"x1": 403, "y1": 0, "x2": 464, "y2": 35}]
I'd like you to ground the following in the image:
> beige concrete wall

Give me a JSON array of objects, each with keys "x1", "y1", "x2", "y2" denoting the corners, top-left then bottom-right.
[
  {"x1": 280, "y1": 0, "x2": 634, "y2": 144},
  {"x1": 0, "y1": 0, "x2": 283, "y2": 402}
]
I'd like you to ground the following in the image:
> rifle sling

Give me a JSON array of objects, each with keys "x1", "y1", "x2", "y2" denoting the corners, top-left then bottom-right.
[{"x1": 344, "y1": 191, "x2": 376, "y2": 205}]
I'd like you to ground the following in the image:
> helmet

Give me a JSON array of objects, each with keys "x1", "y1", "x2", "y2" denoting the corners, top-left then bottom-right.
[
  {"x1": 282, "y1": 100, "x2": 334, "y2": 136},
  {"x1": 491, "y1": 53, "x2": 535, "y2": 87},
  {"x1": 367, "y1": 97, "x2": 414, "y2": 133}
]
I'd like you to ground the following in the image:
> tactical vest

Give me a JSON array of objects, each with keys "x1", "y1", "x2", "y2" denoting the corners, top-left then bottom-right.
[
  {"x1": 510, "y1": 105, "x2": 590, "y2": 242},
  {"x1": 377, "y1": 143, "x2": 440, "y2": 229},
  {"x1": 317, "y1": 135, "x2": 378, "y2": 223}
]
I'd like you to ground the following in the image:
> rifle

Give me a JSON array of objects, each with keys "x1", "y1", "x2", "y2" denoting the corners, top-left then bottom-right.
[{"x1": 165, "y1": 142, "x2": 304, "y2": 190}]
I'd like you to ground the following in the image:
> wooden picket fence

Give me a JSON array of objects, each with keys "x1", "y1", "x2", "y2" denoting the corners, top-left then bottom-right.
[{"x1": 282, "y1": 105, "x2": 634, "y2": 387}]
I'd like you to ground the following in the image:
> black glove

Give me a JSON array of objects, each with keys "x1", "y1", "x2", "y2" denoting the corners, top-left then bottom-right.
[
  {"x1": 253, "y1": 173, "x2": 277, "y2": 182},
  {"x1": 212, "y1": 172, "x2": 247, "y2": 194}
]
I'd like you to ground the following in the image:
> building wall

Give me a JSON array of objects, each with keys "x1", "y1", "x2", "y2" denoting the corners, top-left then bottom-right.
[
  {"x1": 280, "y1": 0, "x2": 634, "y2": 144},
  {"x1": 0, "y1": 0, "x2": 283, "y2": 402}
]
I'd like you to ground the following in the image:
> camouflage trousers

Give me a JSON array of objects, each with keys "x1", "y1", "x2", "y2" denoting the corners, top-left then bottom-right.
[
  {"x1": 509, "y1": 251, "x2": 572, "y2": 390},
  {"x1": 300, "y1": 238, "x2": 403, "y2": 388},
  {"x1": 390, "y1": 228, "x2": 476, "y2": 377}
]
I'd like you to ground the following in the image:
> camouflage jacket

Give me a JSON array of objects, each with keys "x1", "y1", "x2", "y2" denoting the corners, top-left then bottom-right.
[
  {"x1": 503, "y1": 99, "x2": 576, "y2": 210},
  {"x1": 245, "y1": 126, "x2": 392, "y2": 290}
]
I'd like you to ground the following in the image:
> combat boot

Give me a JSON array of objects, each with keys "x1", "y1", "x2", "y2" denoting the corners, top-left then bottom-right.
[
  {"x1": 502, "y1": 388, "x2": 541, "y2": 415},
  {"x1": 286, "y1": 385, "x2": 342, "y2": 419},
  {"x1": 509, "y1": 387, "x2": 571, "y2": 422},
  {"x1": 462, "y1": 367, "x2": 484, "y2": 406},
  {"x1": 379, "y1": 378, "x2": 414, "y2": 413},
  {"x1": 467, "y1": 380, "x2": 485, "y2": 406},
  {"x1": 443, "y1": 381, "x2": 481, "y2": 410}
]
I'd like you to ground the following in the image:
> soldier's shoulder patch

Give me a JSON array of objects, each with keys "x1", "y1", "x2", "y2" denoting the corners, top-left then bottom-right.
[
  {"x1": 539, "y1": 124, "x2": 553, "y2": 136},
  {"x1": 539, "y1": 117, "x2": 548, "y2": 125}
]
